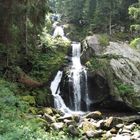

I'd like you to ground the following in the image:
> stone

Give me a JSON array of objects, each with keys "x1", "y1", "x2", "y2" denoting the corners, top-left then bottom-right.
[
  {"x1": 43, "y1": 113, "x2": 55, "y2": 123},
  {"x1": 104, "y1": 117, "x2": 123, "y2": 129},
  {"x1": 94, "y1": 129, "x2": 104, "y2": 137},
  {"x1": 121, "y1": 128, "x2": 131, "y2": 134},
  {"x1": 131, "y1": 131, "x2": 140, "y2": 139},
  {"x1": 81, "y1": 35, "x2": 140, "y2": 112},
  {"x1": 58, "y1": 115, "x2": 73, "y2": 121},
  {"x1": 86, "y1": 130, "x2": 103, "y2": 138},
  {"x1": 116, "y1": 124, "x2": 124, "y2": 129},
  {"x1": 82, "y1": 121, "x2": 96, "y2": 133},
  {"x1": 80, "y1": 136, "x2": 88, "y2": 140},
  {"x1": 42, "y1": 107, "x2": 53, "y2": 115},
  {"x1": 84, "y1": 111, "x2": 102, "y2": 120},
  {"x1": 96, "y1": 120, "x2": 104, "y2": 128},
  {"x1": 86, "y1": 130, "x2": 94, "y2": 138},
  {"x1": 102, "y1": 131, "x2": 112, "y2": 139},
  {"x1": 52, "y1": 122, "x2": 64, "y2": 130},
  {"x1": 112, "y1": 134, "x2": 131, "y2": 140},
  {"x1": 64, "y1": 119, "x2": 75, "y2": 126},
  {"x1": 123, "y1": 123, "x2": 136, "y2": 131},
  {"x1": 68, "y1": 125, "x2": 79, "y2": 136},
  {"x1": 73, "y1": 114, "x2": 80, "y2": 123},
  {"x1": 110, "y1": 127, "x2": 118, "y2": 134}
]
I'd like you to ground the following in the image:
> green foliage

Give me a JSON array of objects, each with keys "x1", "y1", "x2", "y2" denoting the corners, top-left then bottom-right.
[
  {"x1": 0, "y1": 79, "x2": 77, "y2": 140},
  {"x1": 130, "y1": 38, "x2": 140, "y2": 48},
  {"x1": 99, "y1": 34, "x2": 109, "y2": 47},
  {"x1": 86, "y1": 57, "x2": 108, "y2": 71},
  {"x1": 30, "y1": 49, "x2": 67, "y2": 82},
  {"x1": 129, "y1": 1, "x2": 140, "y2": 38},
  {"x1": 114, "y1": 81, "x2": 134, "y2": 96},
  {"x1": 111, "y1": 32, "x2": 130, "y2": 41}
]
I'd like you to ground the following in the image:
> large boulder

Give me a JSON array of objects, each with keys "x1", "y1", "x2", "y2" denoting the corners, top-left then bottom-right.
[{"x1": 81, "y1": 35, "x2": 140, "y2": 112}]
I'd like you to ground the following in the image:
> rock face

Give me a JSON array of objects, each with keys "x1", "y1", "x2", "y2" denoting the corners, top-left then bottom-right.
[{"x1": 81, "y1": 35, "x2": 140, "y2": 112}]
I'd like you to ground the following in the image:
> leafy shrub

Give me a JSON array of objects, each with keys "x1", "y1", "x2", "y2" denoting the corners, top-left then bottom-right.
[
  {"x1": 99, "y1": 34, "x2": 109, "y2": 47},
  {"x1": 130, "y1": 38, "x2": 140, "y2": 49},
  {"x1": 114, "y1": 81, "x2": 134, "y2": 96}
]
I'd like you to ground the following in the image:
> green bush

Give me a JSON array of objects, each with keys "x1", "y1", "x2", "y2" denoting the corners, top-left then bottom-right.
[
  {"x1": 0, "y1": 79, "x2": 48, "y2": 140},
  {"x1": 130, "y1": 38, "x2": 140, "y2": 49},
  {"x1": 114, "y1": 81, "x2": 134, "y2": 96},
  {"x1": 99, "y1": 34, "x2": 109, "y2": 47}
]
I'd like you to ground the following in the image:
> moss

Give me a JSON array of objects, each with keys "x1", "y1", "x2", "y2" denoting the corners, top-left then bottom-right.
[
  {"x1": 99, "y1": 34, "x2": 109, "y2": 47},
  {"x1": 86, "y1": 57, "x2": 109, "y2": 71},
  {"x1": 21, "y1": 95, "x2": 36, "y2": 106},
  {"x1": 114, "y1": 81, "x2": 134, "y2": 96},
  {"x1": 130, "y1": 38, "x2": 140, "y2": 49}
]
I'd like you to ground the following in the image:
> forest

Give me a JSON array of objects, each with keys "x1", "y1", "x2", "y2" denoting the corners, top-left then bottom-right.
[{"x1": 0, "y1": 0, "x2": 140, "y2": 139}]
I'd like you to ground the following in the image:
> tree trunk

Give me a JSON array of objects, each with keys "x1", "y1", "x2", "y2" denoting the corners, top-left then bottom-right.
[{"x1": 109, "y1": 12, "x2": 112, "y2": 35}]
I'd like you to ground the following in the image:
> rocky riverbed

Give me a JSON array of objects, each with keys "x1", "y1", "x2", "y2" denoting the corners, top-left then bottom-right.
[{"x1": 32, "y1": 107, "x2": 140, "y2": 140}]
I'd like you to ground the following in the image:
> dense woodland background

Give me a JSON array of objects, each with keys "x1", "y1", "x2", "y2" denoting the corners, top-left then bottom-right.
[
  {"x1": 0, "y1": 0, "x2": 140, "y2": 139},
  {"x1": 0, "y1": 0, "x2": 140, "y2": 77}
]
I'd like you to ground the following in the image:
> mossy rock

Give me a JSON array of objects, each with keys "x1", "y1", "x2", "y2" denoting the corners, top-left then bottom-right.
[
  {"x1": 28, "y1": 107, "x2": 38, "y2": 115},
  {"x1": 35, "y1": 91, "x2": 54, "y2": 107},
  {"x1": 21, "y1": 95, "x2": 36, "y2": 106}
]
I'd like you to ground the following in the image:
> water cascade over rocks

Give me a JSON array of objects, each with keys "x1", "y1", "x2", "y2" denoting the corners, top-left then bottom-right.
[
  {"x1": 52, "y1": 23, "x2": 68, "y2": 40},
  {"x1": 50, "y1": 42, "x2": 90, "y2": 114},
  {"x1": 50, "y1": 71, "x2": 72, "y2": 114},
  {"x1": 68, "y1": 42, "x2": 90, "y2": 111}
]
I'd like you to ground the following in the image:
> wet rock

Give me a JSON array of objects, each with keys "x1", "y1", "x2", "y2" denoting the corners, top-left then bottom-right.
[
  {"x1": 64, "y1": 119, "x2": 75, "y2": 126},
  {"x1": 85, "y1": 130, "x2": 94, "y2": 138},
  {"x1": 86, "y1": 130, "x2": 103, "y2": 138},
  {"x1": 120, "y1": 128, "x2": 131, "y2": 134},
  {"x1": 80, "y1": 136, "x2": 88, "y2": 140},
  {"x1": 58, "y1": 115, "x2": 73, "y2": 121},
  {"x1": 96, "y1": 120, "x2": 104, "y2": 128},
  {"x1": 112, "y1": 134, "x2": 131, "y2": 140},
  {"x1": 131, "y1": 131, "x2": 140, "y2": 140},
  {"x1": 110, "y1": 127, "x2": 118, "y2": 134},
  {"x1": 82, "y1": 121, "x2": 96, "y2": 133},
  {"x1": 124, "y1": 123, "x2": 136, "y2": 131},
  {"x1": 73, "y1": 114, "x2": 80, "y2": 123},
  {"x1": 121, "y1": 115, "x2": 140, "y2": 123},
  {"x1": 84, "y1": 111, "x2": 102, "y2": 120},
  {"x1": 102, "y1": 131, "x2": 113, "y2": 139},
  {"x1": 68, "y1": 125, "x2": 79, "y2": 136},
  {"x1": 52, "y1": 122, "x2": 64, "y2": 130},
  {"x1": 116, "y1": 123, "x2": 124, "y2": 129},
  {"x1": 42, "y1": 107, "x2": 53, "y2": 115},
  {"x1": 43, "y1": 113, "x2": 55, "y2": 123},
  {"x1": 103, "y1": 117, "x2": 123, "y2": 129}
]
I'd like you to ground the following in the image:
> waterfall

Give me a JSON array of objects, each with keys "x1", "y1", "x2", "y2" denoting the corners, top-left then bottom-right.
[
  {"x1": 70, "y1": 42, "x2": 82, "y2": 111},
  {"x1": 53, "y1": 26, "x2": 65, "y2": 37},
  {"x1": 50, "y1": 42, "x2": 90, "y2": 114},
  {"x1": 69, "y1": 42, "x2": 90, "y2": 111},
  {"x1": 53, "y1": 25, "x2": 68, "y2": 40},
  {"x1": 50, "y1": 71, "x2": 71, "y2": 114}
]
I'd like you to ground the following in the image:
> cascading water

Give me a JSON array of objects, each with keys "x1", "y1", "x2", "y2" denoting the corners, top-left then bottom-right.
[
  {"x1": 50, "y1": 42, "x2": 90, "y2": 114},
  {"x1": 50, "y1": 71, "x2": 72, "y2": 114},
  {"x1": 69, "y1": 42, "x2": 90, "y2": 111},
  {"x1": 70, "y1": 43, "x2": 82, "y2": 111}
]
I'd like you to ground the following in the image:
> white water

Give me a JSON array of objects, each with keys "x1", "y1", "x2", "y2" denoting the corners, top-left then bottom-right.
[
  {"x1": 50, "y1": 71, "x2": 72, "y2": 114},
  {"x1": 53, "y1": 25, "x2": 69, "y2": 40},
  {"x1": 50, "y1": 42, "x2": 90, "y2": 114},
  {"x1": 70, "y1": 42, "x2": 82, "y2": 110},
  {"x1": 53, "y1": 26, "x2": 65, "y2": 37},
  {"x1": 84, "y1": 69, "x2": 90, "y2": 111}
]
